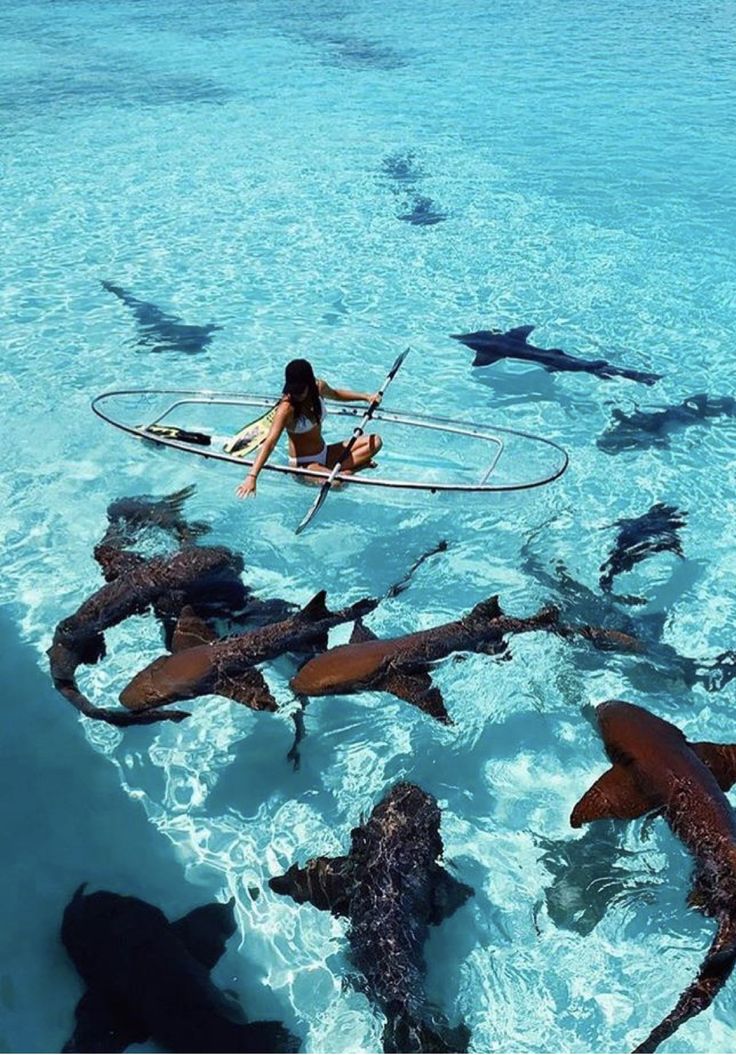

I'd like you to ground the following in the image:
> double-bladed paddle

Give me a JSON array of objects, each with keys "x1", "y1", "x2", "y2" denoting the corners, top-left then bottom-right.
[{"x1": 295, "y1": 347, "x2": 410, "y2": 534}]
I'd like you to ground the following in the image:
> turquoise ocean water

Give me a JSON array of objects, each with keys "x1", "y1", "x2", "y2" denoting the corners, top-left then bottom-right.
[{"x1": 2, "y1": 0, "x2": 736, "y2": 1050}]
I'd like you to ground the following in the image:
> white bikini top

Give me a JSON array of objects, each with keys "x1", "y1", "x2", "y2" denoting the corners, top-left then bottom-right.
[{"x1": 286, "y1": 396, "x2": 327, "y2": 435}]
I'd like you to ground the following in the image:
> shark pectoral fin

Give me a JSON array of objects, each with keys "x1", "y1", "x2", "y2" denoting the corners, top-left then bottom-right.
[
  {"x1": 171, "y1": 605, "x2": 218, "y2": 652},
  {"x1": 691, "y1": 742, "x2": 736, "y2": 792},
  {"x1": 507, "y1": 325, "x2": 535, "y2": 343},
  {"x1": 570, "y1": 765, "x2": 658, "y2": 828},
  {"x1": 349, "y1": 618, "x2": 378, "y2": 644},
  {"x1": 429, "y1": 866, "x2": 474, "y2": 924},
  {"x1": 376, "y1": 668, "x2": 451, "y2": 723},
  {"x1": 473, "y1": 351, "x2": 502, "y2": 366},
  {"x1": 214, "y1": 668, "x2": 277, "y2": 711},
  {"x1": 269, "y1": 855, "x2": 353, "y2": 915},
  {"x1": 172, "y1": 897, "x2": 236, "y2": 970},
  {"x1": 63, "y1": 989, "x2": 148, "y2": 1053}
]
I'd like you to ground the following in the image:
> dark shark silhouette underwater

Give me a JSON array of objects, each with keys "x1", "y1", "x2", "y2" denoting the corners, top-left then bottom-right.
[
  {"x1": 270, "y1": 783, "x2": 473, "y2": 1053},
  {"x1": 101, "y1": 280, "x2": 221, "y2": 354},
  {"x1": 598, "y1": 503, "x2": 688, "y2": 593},
  {"x1": 451, "y1": 325, "x2": 661, "y2": 385},
  {"x1": 572, "y1": 701, "x2": 736, "y2": 1053},
  {"x1": 597, "y1": 393, "x2": 736, "y2": 454},
  {"x1": 61, "y1": 886, "x2": 299, "y2": 1053}
]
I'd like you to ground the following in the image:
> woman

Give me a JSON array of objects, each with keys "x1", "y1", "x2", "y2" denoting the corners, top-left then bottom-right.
[{"x1": 236, "y1": 359, "x2": 382, "y2": 499}]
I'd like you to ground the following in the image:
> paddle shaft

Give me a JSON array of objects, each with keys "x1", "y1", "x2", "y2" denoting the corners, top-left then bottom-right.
[{"x1": 295, "y1": 347, "x2": 410, "y2": 534}]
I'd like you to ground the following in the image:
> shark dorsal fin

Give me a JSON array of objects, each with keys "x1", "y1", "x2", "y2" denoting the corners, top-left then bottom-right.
[
  {"x1": 349, "y1": 619, "x2": 378, "y2": 645},
  {"x1": 298, "y1": 591, "x2": 331, "y2": 622},
  {"x1": 571, "y1": 763, "x2": 659, "y2": 827},
  {"x1": 466, "y1": 595, "x2": 503, "y2": 623},
  {"x1": 171, "y1": 606, "x2": 217, "y2": 652},
  {"x1": 172, "y1": 898, "x2": 236, "y2": 971},
  {"x1": 507, "y1": 325, "x2": 535, "y2": 343},
  {"x1": 692, "y1": 742, "x2": 736, "y2": 792}
]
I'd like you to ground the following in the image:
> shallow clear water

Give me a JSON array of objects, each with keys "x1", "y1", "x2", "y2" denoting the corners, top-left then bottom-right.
[{"x1": 2, "y1": 0, "x2": 736, "y2": 1051}]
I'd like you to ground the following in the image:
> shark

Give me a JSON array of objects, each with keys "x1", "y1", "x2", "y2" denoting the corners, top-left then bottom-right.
[
  {"x1": 571, "y1": 700, "x2": 736, "y2": 1052},
  {"x1": 48, "y1": 544, "x2": 244, "y2": 726},
  {"x1": 451, "y1": 325, "x2": 661, "y2": 385},
  {"x1": 290, "y1": 596, "x2": 589, "y2": 722},
  {"x1": 397, "y1": 195, "x2": 447, "y2": 226},
  {"x1": 269, "y1": 782, "x2": 473, "y2": 1053},
  {"x1": 597, "y1": 394, "x2": 736, "y2": 454},
  {"x1": 103, "y1": 484, "x2": 211, "y2": 547},
  {"x1": 599, "y1": 503, "x2": 687, "y2": 592},
  {"x1": 61, "y1": 885, "x2": 299, "y2": 1053},
  {"x1": 101, "y1": 280, "x2": 221, "y2": 354},
  {"x1": 119, "y1": 591, "x2": 377, "y2": 714}
]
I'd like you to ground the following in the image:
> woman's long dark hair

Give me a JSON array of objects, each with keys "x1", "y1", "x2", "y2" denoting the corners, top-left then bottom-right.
[{"x1": 282, "y1": 359, "x2": 322, "y2": 426}]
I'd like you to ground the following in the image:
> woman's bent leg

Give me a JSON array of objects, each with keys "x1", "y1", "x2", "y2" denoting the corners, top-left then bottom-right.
[{"x1": 327, "y1": 433, "x2": 382, "y2": 472}]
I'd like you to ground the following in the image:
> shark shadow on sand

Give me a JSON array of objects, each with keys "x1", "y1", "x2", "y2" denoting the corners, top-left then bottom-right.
[
  {"x1": 61, "y1": 885, "x2": 299, "y2": 1053},
  {"x1": 534, "y1": 822, "x2": 659, "y2": 937},
  {"x1": 270, "y1": 783, "x2": 473, "y2": 1053}
]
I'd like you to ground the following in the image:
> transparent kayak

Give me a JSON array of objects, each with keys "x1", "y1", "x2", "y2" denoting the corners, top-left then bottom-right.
[{"x1": 92, "y1": 389, "x2": 569, "y2": 493}]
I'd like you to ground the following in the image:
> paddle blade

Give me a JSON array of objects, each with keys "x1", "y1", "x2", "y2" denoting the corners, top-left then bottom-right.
[{"x1": 295, "y1": 479, "x2": 333, "y2": 535}]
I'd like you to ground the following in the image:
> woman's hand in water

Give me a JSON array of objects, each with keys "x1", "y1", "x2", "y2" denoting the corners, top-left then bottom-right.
[
  {"x1": 367, "y1": 391, "x2": 382, "y2": 406},
  {"x1": 236, "y1": 475, "x2": 257, "y2": 499}
]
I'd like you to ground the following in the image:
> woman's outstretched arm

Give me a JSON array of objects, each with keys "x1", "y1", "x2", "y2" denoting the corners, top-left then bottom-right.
[
  {"x1": 236, "y1": 402, "x2": 291, "y2": 498},
  {"x1": 319, "y1": 379, "x2": 380, "y2": 404}
]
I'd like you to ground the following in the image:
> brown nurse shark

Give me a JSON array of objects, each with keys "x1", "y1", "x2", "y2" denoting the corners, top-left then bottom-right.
[
  {"x1": 290, "y1": 596, "x2": 568, "y2": 722},
  {"x1": 269, "y1": 782, "x2": 473, "y2": 1053},
  {"x1": 48, "y1": 544, "x2": 244, "y2": 726},
  {"x1": 120, "y1": 591, "x2": 377, "y2": 713},
  {"x1": 571, "y1": 700, "x2": 736, "y2": 1052}
]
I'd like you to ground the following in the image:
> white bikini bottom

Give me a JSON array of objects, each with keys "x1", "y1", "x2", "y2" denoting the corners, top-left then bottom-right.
[{"x1": 288, "y1": 443, "x2": 328, "y2": 468}]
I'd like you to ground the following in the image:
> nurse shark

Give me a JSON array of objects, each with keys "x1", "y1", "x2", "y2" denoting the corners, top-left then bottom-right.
[
  {"x1": 599, "y1": 503, "x2": 687, "y2": 592},
  {"x1": 101, "y1": 280, "x2": 221, "y2": 354},
  {"x1": 571, "y1": 701, "x2": 736, "y2": 1052},
  {"x1": 48, "y1": 543, "x2": 245, "y2": 726},
  {"x1": 597, "y1": 393, "x2": 736, "y2": 454},
  {"x1": 451, "y1": 325, "x2": 661, "y2": 384},
  {"x1": 119, "y1": 592, "x2": 377, "y2": 714},
  {"x1": 269, "y1": 783, "x2": 473, "y2": 1053},
  {"x1": 289, "y1": 596, "x2": 632, "y2": 721},
  {"x1": 61, "y1": 885, "x2": 298, "y2": 1053}
]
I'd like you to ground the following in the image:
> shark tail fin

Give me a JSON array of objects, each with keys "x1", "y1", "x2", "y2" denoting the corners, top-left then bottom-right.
[{"x1": 633, "y1": 913, "x2": 736, "y2": 1053}]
